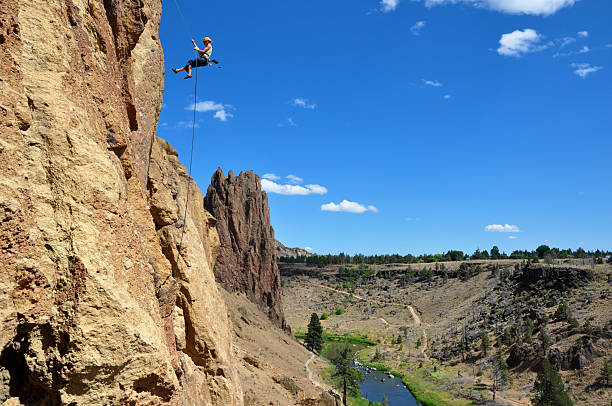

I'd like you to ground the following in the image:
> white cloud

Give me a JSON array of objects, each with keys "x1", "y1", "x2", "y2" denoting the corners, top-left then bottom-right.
[
  {"x1": 485, "y1": 224, "x2": 521, "y2": 233},
  {"x1": 497, "y1": 29, "x2": 549, "y2": 57},
  {"x1": 187, "y1": 100, "x2": 233, "y2": 122},
  {"x1": 607, "y1": 44, "x2": 612, "y2": 48},
  {"x1": 571, "y1": 63, "x2": 603, "y2": 78},
  {"x1": 577, "y1": 31, "x2": 589, "y2": 38},
  {"x1": 160, "y1": 122, "x2": 168, "y2": 127},
  {"x1": 321, "y1": 200, "x2": 378, "y2": 214},
  {"x1": 261, "y1": 179, "x2": 327, "y2": 196},
  {"x1": 411, "y1": 21, "x2": 426, "y2": 35},
  {"x1": 305, "y1": 246, "x2": 314, "y2": 251},
  {"x1": 425, "y1": 0, "x2": 577, "y2": 16},
  {"x1": 177, "y1": 121, "x2": 199, "y2": 129},
  {"x1": 262, "y1": 173, "x2": 280, "y2": 180},
  {"x1": 578, "y1": 46, "x2": 589, "y2": 53},
  {"x1": 292, "y1": 98, "x2": 317, "y2": 109},
  {"x1": 424, "y1": 79, "x2": 443, "y2": 87},
  {"x1": 559, "y1": 37, "x2": 576, "y2": 48},
  {"x1": 444, "y1": 95, "x2": 451, "y2": 99},
  {"x1": 508, "y1": 235, "x2": 518, "y2": 240},
  {"x1": 381, "y1": 0, "x2": 400, "y2": 12},
  {"x1": 287, "y1": 117, "x2": 297, "y2": 127},
  {"x1": 286, "y1": 174, "x2": 303, "y2": 183}
]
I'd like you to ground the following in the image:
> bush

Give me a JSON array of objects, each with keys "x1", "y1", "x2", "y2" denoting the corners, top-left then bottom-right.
[
  {"x1": 335, "y1": 308, "x2": 345, "y2": 315},
  {"x1": 320, "y1": 312, "x2": 329, "y2": 320},
  {"x1": 476, "y1": 370, "x2": 483, "y2": 377}
]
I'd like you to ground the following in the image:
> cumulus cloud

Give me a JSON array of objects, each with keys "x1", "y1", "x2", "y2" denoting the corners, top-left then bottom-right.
[
  {"x1": 381, "y1": 0, "x2": 400, "y2": 12},
  {"x1": 187, "y1": 100, "x2": 234, "y2": 121},
  {"x1": 425, "y1": 0, "x2": 577, "y2": 16},
  {"x1": 321, "y1": 200, "x2": 378, "y2": 214},
  {"x1": 411, "y1": 21, "x2": 426, "y2": 35},
  {"x1": 424, "y1": 79, "x2": 443, "y2": 87},
  {"x1": 577, "y1": 31, "x2": 589, "y2": 38},
  {"x1": 497, "y1": 29, "x2": 549, "y2": 57},
  {"x1": 305, "y1": 246, "x2": 314, "y2": 251},
  {"x1": 261, "y1": 179, "x2": 328, "y2": 196},
  {"x1": 292, "y1": 98, "x2": 317, "y2": 109},
  {"x1": 485, "y1": 224, "x2": 521, "y2": 233},
  {"x1": 262, "y1": 173, "x2": 280, "y2": 180},
  {"x1": 571, "y1": 63, "x2": 604, "y2": 78}
]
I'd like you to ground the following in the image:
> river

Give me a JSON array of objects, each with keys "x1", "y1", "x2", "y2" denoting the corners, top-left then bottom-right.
[{"x1": 358, "y1": 366, "x2": 421, "y2": 406}]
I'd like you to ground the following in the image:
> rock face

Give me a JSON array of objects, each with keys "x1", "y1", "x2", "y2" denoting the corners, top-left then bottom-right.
[
  {"x1": 275, "y1": 240, "x2": 313, "y2": 259},
  {"x1": 0, "y1": 1, "x2": 241, "y2": 405},
  {"x1": 204, "y1": 169, "x2": 286, "y2": 330}
]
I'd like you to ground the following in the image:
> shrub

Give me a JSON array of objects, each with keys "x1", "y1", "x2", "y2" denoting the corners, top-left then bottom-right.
[
  {"x1": 476, "y1": 370, "x2": 483, "y2": 377},
  {"x1": 335, "y1": 308, "x2": 345, "y2": 315},
  {"x1": 320, "y1": 312, "x2": 329, "y2": 320}
]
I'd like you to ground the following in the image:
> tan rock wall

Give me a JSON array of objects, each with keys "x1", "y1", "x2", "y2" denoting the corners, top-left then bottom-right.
[{"x1": 0, "y1": 0, "x2": 241, "y2": 404}]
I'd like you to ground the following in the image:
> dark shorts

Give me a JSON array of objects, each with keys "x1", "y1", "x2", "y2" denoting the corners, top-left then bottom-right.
[{"x1": 185, "y1": 57, "x2": 209, "y2": 69}]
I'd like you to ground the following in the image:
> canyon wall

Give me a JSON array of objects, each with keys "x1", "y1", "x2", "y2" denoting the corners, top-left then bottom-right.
[
  {"x1": 0, "y1": 0, "x2": 241, "y2": 404},
  {"x1": 204, "y1": 169, "x2": 287, "y2": 330}
]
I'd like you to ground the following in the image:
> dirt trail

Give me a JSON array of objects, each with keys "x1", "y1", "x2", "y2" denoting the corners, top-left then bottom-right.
[
  {"x1": 312, "y1": 282, "x2": 429, "y2": 358},
  {"x1": 305, "y1": 352, "x2": 321, "y2": 388}
]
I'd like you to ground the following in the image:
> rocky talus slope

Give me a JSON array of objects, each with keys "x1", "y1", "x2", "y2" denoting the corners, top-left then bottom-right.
[
  {"x1": 204, "y1": 169, "x2": 287, "y2": 330},
  {"x1": 0, "y1": 1, "x2": 241, "y2": 404}
]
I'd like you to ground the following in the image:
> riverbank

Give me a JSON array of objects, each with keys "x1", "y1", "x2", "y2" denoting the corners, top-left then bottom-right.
[{"x1": 358, "y1": 357, "x2": 475, "y2": 406}]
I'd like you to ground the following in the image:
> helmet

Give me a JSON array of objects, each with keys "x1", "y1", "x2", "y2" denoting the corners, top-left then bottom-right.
[{"x1": 203, "y1": 37, "x2": 212, "y2": 43}]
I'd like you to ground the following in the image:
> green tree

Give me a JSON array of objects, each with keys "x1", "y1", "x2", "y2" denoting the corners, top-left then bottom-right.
[
  {"x1": 331, "y1": 345, "x2": 365, "y2": 406},
  {"x1": 416, "y1": 337, "x2": 422, "y2": 349},
  {"x1": 536, "y1": 245, "x2": 551, "y2": 259},
  {"x1": 481, "y1": 331, "x2": 490, "y2": 357},
  {"x1": 502, "y1": 327, "x2": 513, "y2": 347},
  {"x1": 601, "y1": 357, "x2": 612, "y2": 387},
  {"x1": 532, "y1": 359, "x2": 573, "y2": 406},
  {"x1": 524, "y1": 318, "x2": 534, "y2": 344},
  {"x1": 305, "y1": 313, "x2": 323, "y2": 352},
  {"x1": 491, "y1": 246, "x2": 501, "y2": 260}
]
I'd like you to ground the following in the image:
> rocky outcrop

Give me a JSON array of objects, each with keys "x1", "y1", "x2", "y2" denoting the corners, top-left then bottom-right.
[
  {"x1": 0, "y1": 1, "x2": 241, "y2": 405},
  {"x1": 204, "y1": 169, "x2": 286, "y2": 330},
  {"x1": 518, "y1": 265, "x2": 595, "y2": 292},
  {"x1": 548, "y1": 338, "x2": 601, "y2": 371},
  {"x1": 276, "y1": 240, "x2": 313, "y2": 259}
]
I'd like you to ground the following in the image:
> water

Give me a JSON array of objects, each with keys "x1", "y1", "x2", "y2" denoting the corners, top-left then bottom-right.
[{"x1": 358, "y1": 366, "x2": 421, "y2": 406}]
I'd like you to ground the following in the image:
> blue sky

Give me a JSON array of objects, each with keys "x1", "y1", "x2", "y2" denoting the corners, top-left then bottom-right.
[{"x1": 157, "y1": 0, "x2": 612, "y2": 255}]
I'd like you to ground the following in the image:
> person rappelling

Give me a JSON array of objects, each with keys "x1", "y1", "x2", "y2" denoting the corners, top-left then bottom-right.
[{"x1": 172, "y1": 36, "x2": 219, "y2": 79}]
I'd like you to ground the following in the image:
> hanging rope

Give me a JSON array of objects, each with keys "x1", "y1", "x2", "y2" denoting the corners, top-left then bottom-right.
[
  {"x1": 177, "y1": 52, "x2": 198, "y2": 256},
  {"x1": 171, "y1": 0, "x2": 194, "y2": 40}
]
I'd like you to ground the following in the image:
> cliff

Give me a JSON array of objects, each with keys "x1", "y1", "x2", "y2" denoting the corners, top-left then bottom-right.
[
  {"x1": 204, "y1": 169, "x2": 287, "y2": 330},
  {"x1": 275, "y1": 241, "x2": 313, "y2": 259},
  {"x1": 0, "y1": 1, "x2": 241, "y2": 405}
]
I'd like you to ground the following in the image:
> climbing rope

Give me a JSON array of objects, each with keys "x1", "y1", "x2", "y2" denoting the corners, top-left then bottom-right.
[{"x1": 176, "y1": 50, "x2": 198, "y2": 257}]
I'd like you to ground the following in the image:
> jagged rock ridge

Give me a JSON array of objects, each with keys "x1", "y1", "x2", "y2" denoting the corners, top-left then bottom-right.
[
  {"x1": 276, "y1": 240, "x2": 313, "y2": 259},
  {"x1": 204, "y1": 168, "x2": 287, "y2": 330},
  {"x1": 0, "y1": 0, "x2": 241, "y2": 404}
]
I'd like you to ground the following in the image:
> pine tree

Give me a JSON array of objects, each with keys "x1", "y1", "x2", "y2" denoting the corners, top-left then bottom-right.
[
  {"x1": 491, "y1": 349, "x2": 510, "y2": 402},
  {"x1": 331, "y1": 345, "x2": 364, "y2": 406},
  {"x1": 601, "y1": 357, "x2": 612, "y2": 387},
  {"x1": 481, "y1": 331, "x2": 490, "y2": 357},
  {"x1": 532, "y1": 359, "x2": 573, "y2": 406},
  {"x1": 305, "y1": 313, "x2": 323, "y2": 352}
]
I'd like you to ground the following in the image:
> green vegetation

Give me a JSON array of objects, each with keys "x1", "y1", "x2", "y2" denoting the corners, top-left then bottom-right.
[
  {"x1": 601, "y1": 357, "x2": 612, "y2": 387},
  {"x1": 280, "y1": 246, "x2": 610, "y2": 266},
  {"x1": 329, "y1": 345, "x2": 364, "y2": 405},
  {"x1": 335, "y1": 308, "x2": 346, "y2": 315},
  {"x1": 305, "y1": 313, "x2": 323, "y2": 352},
  {"x1": 480, "y1": 331, "x2": 490, "y2": 357},
  {"x1": 320, "y1": 312, "x2": 329, "y2": 320},
  {"x1": 295, "y1": 331, "x2": 377, "y2": 347},
  {"x1": 532, "y1": 359, "x2": 573, "y2": 406}
]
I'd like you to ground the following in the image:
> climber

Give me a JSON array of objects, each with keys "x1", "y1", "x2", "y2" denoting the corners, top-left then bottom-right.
[{"x1": 172, "y1": 37, "x2": 219, "y2": 79}]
